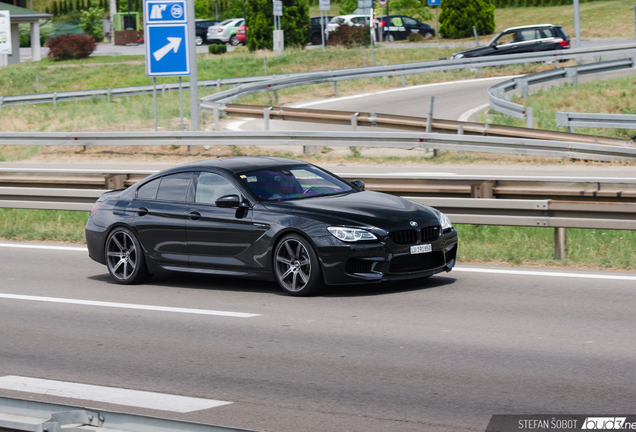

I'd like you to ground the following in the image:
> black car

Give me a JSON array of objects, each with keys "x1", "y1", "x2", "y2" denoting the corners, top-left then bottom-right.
[
  {"x1": 451, "y1": 24, "x2": 570, "y2": 59},
  {"x1": 309, "y1": 15, "x2": 333, "y2": 45},
  {"x1": 85, "y1": 157, "x2": 457, "y2": 296},
  {"x1": 195, "y1": 19, "x2": 220, "y2": 46},
  {"x1": 380, "y1": 15, "x2": 435, "y2": 42}
]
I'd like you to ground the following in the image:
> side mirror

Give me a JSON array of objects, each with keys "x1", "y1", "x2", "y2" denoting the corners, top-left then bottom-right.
[
  {"x1": 216, "y1": 194, "x2": 249, "y2": 208},
  {"x1": 350, "y1": 180, "x2": 365, "y2": 191}
]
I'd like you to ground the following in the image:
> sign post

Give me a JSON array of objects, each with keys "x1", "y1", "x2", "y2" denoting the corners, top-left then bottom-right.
[
  {"x1": 273, "y1": 0, "x2": 283, "y2": 55},
  {"x1": 319, "y1": 0, "x2": 330, "y2": 49},
  {"x1": 144, "y1": 0, "x2": 197, "y2": 132},
  {"x1": 0, "y1": 10, "x2": 11, "y2": 67},
  {"x1": 427, "y1": 0, "x2": 440, "y2": 37}
]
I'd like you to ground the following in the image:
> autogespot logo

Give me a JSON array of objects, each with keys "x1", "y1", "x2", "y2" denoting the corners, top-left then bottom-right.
[{"x1": 582, "y1": 417, "x2": 628, "y2": 429}]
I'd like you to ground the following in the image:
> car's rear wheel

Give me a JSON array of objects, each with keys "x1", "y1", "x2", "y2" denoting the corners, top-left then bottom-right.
[
  {"x1": 105, "y1": 227, "x2": 151, "y2": 285},
  {"x1": 274, "y1": 234, "x2": 323, "y2": 296},
  {"x1": 310, "y1": 32, "x2": 321, "y2": 45},
  {"x1": 230, "y1": 35, "x2": 239, "y2": 46},
  {"x1": 195, "y1": 35, "x2": 203, "y2": 46}
]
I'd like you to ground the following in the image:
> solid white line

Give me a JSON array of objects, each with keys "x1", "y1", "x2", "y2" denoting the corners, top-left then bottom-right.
[
  {"x1": 454, "y1": 266, "x2": 636, "y2": 281},
  {"x1": 458, "y1": 103, "x2": 490, "y2": 122},
  {"x1": 0, "y1": 293, "x2": 261, "y2": 318},
  {"x1": 290, "y1": 75, "x2": 521, "y2": 108},
  {"x1": 0, "y1": 243, "x2": 88, "y2": 252},
  {"x1": 0, "y1": 376, "x2": 231, "y2": 413}
]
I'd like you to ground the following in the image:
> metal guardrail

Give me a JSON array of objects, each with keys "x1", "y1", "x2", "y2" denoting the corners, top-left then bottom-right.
[
  {"x1": 200, "y1": 45, "x2": 636, "y2": 112},
  {"x1": 4, "y1": 169, "x2": 636, "y2": 202},
  {"x1": 0, "y1": 130, "x2": 635, "y2": 162},
  {"x1": 0, "y1": 396, "x2": 258, "y2": 432},
  {"x1": 488, "y1": 58, "x2": 636, "y2": 123},
  {"x1": 2, "y1": 186, "x2": 635, "y2": 232},
  {"x1": 556, "y1": 111, "x2": 636, "y2": 134}
]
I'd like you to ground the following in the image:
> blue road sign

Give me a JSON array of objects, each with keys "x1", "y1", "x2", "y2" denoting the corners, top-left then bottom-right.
[
  {"x1": 144, "y1": 0, "x2": 190, "y2": 77},
  {"x1": 427, "y1": 0, "x2": 441, "y2": 5}
]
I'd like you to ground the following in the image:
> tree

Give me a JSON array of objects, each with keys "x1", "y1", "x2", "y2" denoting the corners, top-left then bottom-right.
[
  {"x1": 439, "y1": 0, "x2": 494, "y2": 39},
  {"x1": 79, "y1": 7, "x2": 105, "y2": 41},
  {"x1": 384, "y1": 0, "x2": 434, "y2": 22},
  {"x1": 244, "y1": 0, "x2": 308, "y2": 51},
  {"x1": 52, "y1": 1, "x2": 59, "y2": 16},
  {"x1": 195, "y1": 0, "x2": 212, "y2": 18}
]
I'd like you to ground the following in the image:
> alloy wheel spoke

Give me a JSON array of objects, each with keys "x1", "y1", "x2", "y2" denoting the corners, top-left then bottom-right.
[
  {"x1": 284, "y1": 241, "x2": 296, "y2": 260},
  {"x1": 112, "y1": 236, "x2": 124, "y2": 251},
  {"x1": 107, "y1": 251, "x2": 122, "y2": 257},
  {"x1": 291, "y1": 272, "x2": 298, "y2": 290},
  {"x1": 112, "y1": 258, "x2": 125, "y2": 273},
  {"x1": 298, "y1": 269, "x2": 309, "y2": 284},
  {"x1": 276, "y1": 256, "x2": 292, "y2": 265},
  {"x1": 280, "y1": 267, "x2": 294, "y2": 281}
]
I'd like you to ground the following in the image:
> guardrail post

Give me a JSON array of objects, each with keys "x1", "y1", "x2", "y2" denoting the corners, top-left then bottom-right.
[
  {"x1": 566, "y1": 68, "x2": 579, "y2": 86},
  {"x1": 360, "y1": 44, "x2": 366, "y2": 67},
  {"x1": 53, "y1": 92, "x2": 57, "y2": 108},
  {"x1": 216, "y1": 79, "x2": 221, "y2": 91},
  {"x1": 401, "y1": 74, "x2": 406, "y2": 87},
  {"x1": 351, "y1": 113, "x2": 359, "y2": 130},
  {"x1": 273, "y1": 90, "x2": 279, "y2": 105},
  {"x1": 162, "y1": 84, "x2": 166, "y2": 98},
  {"x1": 426, "y1": 96, "x2": 436, "y2": 156},
  {"x1": 36, "y1": 75, "x2": 39, "y2": 94},
  {"x1": 333, "y1": 81, "x2": 338, "y2": 97},
  {"x1": 555, "y1": 227, "x2": 567, "y2": 260},
  {"x1": 471, "y1": 181, "x2": 494, "y2": 198},
  {"x1": 107, "y1": 88, "x2": 111, "y2": 104},
  {"x1": 213, "y1": 103, "x2": 220, "y2": 131},
  {"x1": 0, "y1": 96, "x2": 3, "y2": 113},
  {"x1": 264, "y1": 106, "x2": 272, "y2": 131},
  {"x1": 526, "y1": 107, "x2": 534, "y2": 129},
  {"x1": 457, "y1": 124, "x2": 464, "y2": 154}
]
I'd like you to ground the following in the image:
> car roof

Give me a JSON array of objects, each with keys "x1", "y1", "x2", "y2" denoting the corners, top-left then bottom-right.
[
  {"x1": 502, "y1": 24, "x2": 557, "y2": 32},
  {"x1": 165, "y1": 157, "x2": 310, "y2": 175},
  {"x1": 335, "y1": 14, "x2": 367, "y2": 19}
]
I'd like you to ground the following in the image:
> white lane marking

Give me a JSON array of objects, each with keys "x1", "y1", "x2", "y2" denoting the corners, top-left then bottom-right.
[
  {"x1": 0, "y1": 243, "x2": 87, "y2": 252},
  {"x1": 458, "y1": 103, "x2": 490, "y2": 122},
  {"x1": 290, "y1": 75, "x2": 521, "y2": 108},
  {"x1": 454, "y1": 266, "x2": 636, "y2": 281},
  {"x1": 0, "y1": 293, "x2": 260, "y2": 318},
  {"x1": 0, "y1": 376, "x2": 231, "y2": 413}
]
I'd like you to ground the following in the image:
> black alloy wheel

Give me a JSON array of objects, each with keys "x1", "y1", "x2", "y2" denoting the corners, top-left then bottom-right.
[
  {"x1": 310, "y1": 32, "x2": 321, "y2": 45},
  {"x1": 105, "y1": 227, "x2": 151, "y2": 284},
  {"x1": 274, "y1": 234, "x2": 323, "y2": 296}
]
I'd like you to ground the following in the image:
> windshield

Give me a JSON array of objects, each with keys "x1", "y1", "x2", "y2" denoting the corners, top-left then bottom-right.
[{"x1": 238, "y1": 165, "x2": 354, "y2": 201}]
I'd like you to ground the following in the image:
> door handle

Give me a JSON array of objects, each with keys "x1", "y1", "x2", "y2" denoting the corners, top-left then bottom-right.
[
  {"x1": 136, "y1": 207, "x2": 148, "y2": 216},
  {"x1": 188, "y1": 211, "x2": 201, "y2": 220}
]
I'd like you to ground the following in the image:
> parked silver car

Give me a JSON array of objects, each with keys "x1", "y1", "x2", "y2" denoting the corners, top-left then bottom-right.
[{"x1": 206, "y1": 18, "x2": 244, "y2": 45}]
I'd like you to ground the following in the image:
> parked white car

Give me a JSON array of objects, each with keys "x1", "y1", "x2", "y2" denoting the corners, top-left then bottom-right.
[
  {"x1": 325, "y1": 14, "x2": 372, "y2": 37},
  {"x1": 207, "y1": 18, "x2": 244, "y2": 45}
]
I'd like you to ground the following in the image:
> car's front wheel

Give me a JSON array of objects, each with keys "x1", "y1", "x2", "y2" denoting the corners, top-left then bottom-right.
[
  {"x1": 423, "y1": 31, "x2": 433, "y2": 39},
  {"x1": 274, "y1": 234, "x2": 323, "y2": 296},
  {"x1": 105, "y1": 227, "x2": 151, "y2": 285},
  {"x1": 310, "y1": 32, "x2": 321, "y2": 45},
  {"x1": 195, "y1": 35, "x2": 203, "y2": 46},
  {"x1": 386, "y1": 33, "x2": 395, "y2": 42}
]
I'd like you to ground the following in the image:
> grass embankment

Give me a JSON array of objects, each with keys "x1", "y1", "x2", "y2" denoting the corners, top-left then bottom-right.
[
  {"x1": 484, "y1": 74, "x2": 636, "y2": 140},
  {"x1": 2, "y1": 209, "x2": 635, "y2": 270}
]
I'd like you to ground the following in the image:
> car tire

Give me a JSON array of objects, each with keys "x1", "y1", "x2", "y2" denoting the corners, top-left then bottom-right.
[
  {"x1": 230, "y1": 35, "x2": 239, "y2": 46},
  {"x1": 423, "y1": 31, "x2": 433, "y2": 39},
  {"x1": 105, "y1": 227, "x2": 151, "y2": 285},
  {"x1": 386, "y1": 33, "x2": 394, "y2": 42},
  {"x1": 310, "y1": 32, "x2": 321, "y2": 45},
  {"x1": 195, "y1": 35, "x2": 203, "y2": 46},
  {"x1": 274, "y1": 234, "x2": 323, "y2": 296}
]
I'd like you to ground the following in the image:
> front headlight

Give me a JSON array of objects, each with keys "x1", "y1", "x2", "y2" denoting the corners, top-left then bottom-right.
[
  {"x1": 438, "y1": 212, "x2": 452, "y2": 230},
  {"x1": 328, "y1": 227, "x2": 377, "y2": 242}
]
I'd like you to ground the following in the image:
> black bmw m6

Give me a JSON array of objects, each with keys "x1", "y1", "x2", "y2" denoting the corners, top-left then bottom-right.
[{"x1": 86, "y1": 157, "x2": 458, "y2": 296}]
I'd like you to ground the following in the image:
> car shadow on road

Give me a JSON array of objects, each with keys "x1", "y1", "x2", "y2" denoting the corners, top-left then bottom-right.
[{"x1": 88, "y1": 272, "x2": 457, "y2": 297}]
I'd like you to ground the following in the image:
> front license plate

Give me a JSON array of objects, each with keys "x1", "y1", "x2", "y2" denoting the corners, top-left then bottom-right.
[{"x1": 410, "y1": 244, "x2": 432, "y2": 254}]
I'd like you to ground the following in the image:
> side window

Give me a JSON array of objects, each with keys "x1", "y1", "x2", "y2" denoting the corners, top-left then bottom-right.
[
  {"x1": 195, "y1": 172, "x2": 240, "y2": 205},
  {"x1": 538, "y1": 29, "x2": 552, "y2": 39},
  {"x1": 136, "y1": 178, "x2": 160, "y2": 200},
  {"x1": 496, "y1": 32, "x2": 516, "y2": 45},
  {"x1": 403, "y1": 17, "x2": 418, "y2": 26},
  {"x1": 156, "y1": 172, "x2": 192, "y2": 202}
]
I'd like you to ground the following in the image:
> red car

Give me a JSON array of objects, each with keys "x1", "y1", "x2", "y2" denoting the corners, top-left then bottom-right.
[{"x1": 237, "y1": 25, "x2": 247, "y2": 45}]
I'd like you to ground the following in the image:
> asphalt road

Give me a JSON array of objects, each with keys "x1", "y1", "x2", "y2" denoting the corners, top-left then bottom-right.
[{"x1": 1, "y1": 243, "x2": 636, "y2": 432}]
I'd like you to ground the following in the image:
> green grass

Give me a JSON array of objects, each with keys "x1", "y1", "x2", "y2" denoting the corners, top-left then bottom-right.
[
  {"x1": 484, "y1": 74, "x2": 636, "y2": 139},
  {"x1": 1, "y1": 208, "x2": 634, "y2": 270},
  {"x1": 456, "y1": 225, "x2": 636, "y2": 270},
  {"x1": 0, "y1": 209, "x2": 89, "y2": 243}
]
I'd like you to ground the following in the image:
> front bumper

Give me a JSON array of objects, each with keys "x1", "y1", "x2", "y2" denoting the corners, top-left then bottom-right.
[{"x1": 315, "y1": 228, "x2": 458, "y2": 285}]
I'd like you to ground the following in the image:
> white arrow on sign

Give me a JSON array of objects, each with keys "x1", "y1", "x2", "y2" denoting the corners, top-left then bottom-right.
[{"x1": 153, "y1": 37, "x2": 182, "y2": 61}]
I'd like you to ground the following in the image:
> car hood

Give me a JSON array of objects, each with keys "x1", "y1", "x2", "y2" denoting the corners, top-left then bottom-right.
[
  {"x1": 453, "y1": 45, "x2": 493, "y2": 57},
  {"x1": 262, "y1": 191, "x2": 439, "y2": 228}
]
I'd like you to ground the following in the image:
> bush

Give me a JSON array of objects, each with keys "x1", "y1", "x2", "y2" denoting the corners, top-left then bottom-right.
[
  {"x1": 78, "y1": 7, "x2": 105, "y2": 42},
  {"x1": 245, "y1": 0, "x2": 309, "y2": 51},
  {"x1": 327, "y1": 24, "x2": 371, "y2": 47},
  {"x1": 407, "y1": 32, "x2": 426, "y2": 42},
  {"x1": 439, "y1": 0, "x2": 495, "y2": 39},
  {"x1": 46, "y1": 33, "x2": 96, "y2": 60},
  {"x1": 208, "y1": 44, "x2": 227, "y2": 54}
]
